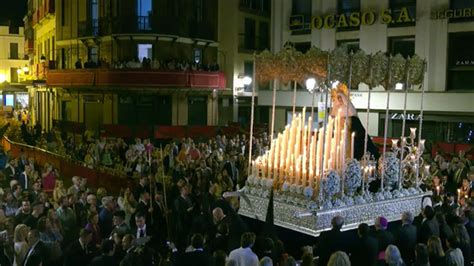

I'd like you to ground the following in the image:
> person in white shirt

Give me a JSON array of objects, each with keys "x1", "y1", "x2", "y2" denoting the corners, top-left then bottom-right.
[{"x1": 228, "y1": 232, "x2": 259, "y2": 266}]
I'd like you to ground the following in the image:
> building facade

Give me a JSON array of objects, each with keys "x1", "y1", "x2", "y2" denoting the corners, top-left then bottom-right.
[
  {"x1": 262, "y1": 0, "x2": 474, "y2": 144},
  {"x1": 36, "y1": 0, "x2": 231, "y2": 133},
  {"x1": 0, "y1": 24, "x2": 29, "y2": 109},
  {"x1": 218, "y1": 0, "x2": 271, "y2": 126}
]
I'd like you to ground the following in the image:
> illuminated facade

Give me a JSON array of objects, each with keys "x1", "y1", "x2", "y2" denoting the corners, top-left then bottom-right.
[{"x1": 261, "y1": 0, "x2": 474, "y2": 143}]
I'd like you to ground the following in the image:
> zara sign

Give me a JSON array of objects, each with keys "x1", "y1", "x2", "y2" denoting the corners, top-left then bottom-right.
[{"x1": 390, "y1": 113, "x2": 421, "y2": 120}]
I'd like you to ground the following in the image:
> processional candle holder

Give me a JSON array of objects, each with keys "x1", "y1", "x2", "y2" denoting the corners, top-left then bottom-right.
[
  {"x1": 360, "y1": 152, "x2": 376, "y2": 195},
  {"x1": 396, "y1": 128, "x2": 428, "y2": 189}
]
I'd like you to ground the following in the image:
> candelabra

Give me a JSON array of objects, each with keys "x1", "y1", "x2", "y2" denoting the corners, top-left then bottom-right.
[
  {"x1": 393, "y1": 128, "x2": 430, "y2": 189},
  {"x1": 360, "y1": 152, "x2": 377, "y2": 195}
]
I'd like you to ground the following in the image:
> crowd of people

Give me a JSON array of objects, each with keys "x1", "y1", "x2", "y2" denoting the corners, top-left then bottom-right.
[
  {"x1": 74, "y1": 57, "x2": 220, "y2": 72},
  {"x1": 1, "y1": 118, "x2": 474, "y2": 265}
]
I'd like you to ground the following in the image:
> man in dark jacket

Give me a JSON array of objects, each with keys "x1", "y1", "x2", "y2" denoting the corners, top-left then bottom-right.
[
  {"x1": 396, "y1": 211, "x2": 417, "y2": 265},
  {"x1": 22, "y1": 229, "x2": 47, "y2": 266},
  {"x1": 418, "y1": 206, "x2": 440, "y2": 244},
  {"x1": 351, "y1": 223, "x2": 378, "y2": 266},
  {"x1": 316, "y1": 215, "x2": 348, "y2": 266},
  {"x1": 64, "y1": 229, "x2": 95, "y2": 266}
]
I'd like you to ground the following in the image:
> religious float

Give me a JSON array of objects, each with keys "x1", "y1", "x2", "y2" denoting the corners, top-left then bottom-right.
[{"x1": 237, "y1": 46, "x2": 432, "y2": 236}]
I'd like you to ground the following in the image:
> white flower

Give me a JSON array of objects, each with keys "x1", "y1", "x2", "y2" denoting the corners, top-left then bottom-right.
[{"x1": 303, "y1": 186, "x2": 313, "y2": 198}]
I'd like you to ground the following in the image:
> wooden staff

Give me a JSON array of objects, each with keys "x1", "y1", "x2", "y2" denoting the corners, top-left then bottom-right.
[
  {"x1": 248, "y1": 53, "x2": 257, "y2": 176},
  {"x1": 159, "y1": 144, "x2": 171, "y2": 238}
]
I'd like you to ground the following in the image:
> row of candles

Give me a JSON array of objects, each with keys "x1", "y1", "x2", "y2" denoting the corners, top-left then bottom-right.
[{"x1": 252, "y1": 107, "x2": 355, "y2": 187}]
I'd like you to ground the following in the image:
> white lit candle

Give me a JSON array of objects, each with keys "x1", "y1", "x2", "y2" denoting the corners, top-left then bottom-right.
[
  {"x1": 351, "y1": 132, "x2": 355, "y2": 159},
  {"x1": 391, "y1": 139, "x2": 398, "y2": 149},
  {"x1": 410, "y1": 128, "x2": 417, "y2": 140}
]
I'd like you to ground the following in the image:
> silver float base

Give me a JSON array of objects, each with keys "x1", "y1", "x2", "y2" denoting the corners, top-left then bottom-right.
[{"x1": 238, "y1": 191, "x2": 431, "y2": 237}]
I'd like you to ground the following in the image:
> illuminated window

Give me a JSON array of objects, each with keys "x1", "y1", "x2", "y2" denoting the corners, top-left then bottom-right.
[
  {"x1": 5, "y1": 95, "x2": 14, "y2": 107},
  {"x1": 138, "y1": 44, "x2": 152, "y2": 60}
]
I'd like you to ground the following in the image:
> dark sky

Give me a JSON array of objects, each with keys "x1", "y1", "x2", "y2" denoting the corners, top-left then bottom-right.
[{"x1": 0, "y1": 0, "x2": 27, "y2": 26}]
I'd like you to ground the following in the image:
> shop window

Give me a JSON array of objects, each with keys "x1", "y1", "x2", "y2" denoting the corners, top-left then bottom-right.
[
  {"x1": 447, "y1": 32, "x2": 474, "y2": 91},
  {"x1": 291, "y1": 0, "x2": 312, "y2": 35},
  {"x1": 188, "y1": 96, "x2": 208, "y2": 126},
  {"x1": 337, "y1": 0, "x2": 360, "y2": 32},
  {"x1": 449, "y1": 0, "x2": 474, "y2": 23},
  {"x1": 337, "y1": 39, "x2": 360, "y2": 53},
  {"x1": 388, "y1": 0, "x2": 416, "y2": 27},
  {"x1": 389, "y1": 36, "x2": 415, "y2": 58}
]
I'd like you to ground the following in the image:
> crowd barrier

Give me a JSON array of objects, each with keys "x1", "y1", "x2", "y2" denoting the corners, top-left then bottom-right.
[{"x1": 1, "y1": 137, "x2": 131, "y2": 194}]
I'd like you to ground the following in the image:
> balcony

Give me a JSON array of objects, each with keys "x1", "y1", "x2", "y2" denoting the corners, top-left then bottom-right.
[
  {"x1": 47, "y1": 69, "x2": 226, "y2": 89},
  {"x1": 24, "y1": 39, "x2": 34, "y2": 55}
]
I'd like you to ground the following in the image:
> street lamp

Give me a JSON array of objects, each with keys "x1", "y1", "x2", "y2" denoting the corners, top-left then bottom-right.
[
  {"x1": 306, "y1": 77, "x2": 318, "y2": 129},
  {"x1": 242, "y1": 76, "x2": 252, "y2": 86},
  {"x1": 395, "y1": 83, "x2": 404, "y2": 90}
]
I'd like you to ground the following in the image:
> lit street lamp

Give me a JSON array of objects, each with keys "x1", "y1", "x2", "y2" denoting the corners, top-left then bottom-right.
[{"x1": 242, "y1": 76, "x2": 252, "y2": 86}]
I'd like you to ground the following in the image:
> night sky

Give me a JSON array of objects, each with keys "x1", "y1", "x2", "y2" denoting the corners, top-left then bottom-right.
[{"x1": 0, "y1": 0, "x2": 27, "y2": 26}]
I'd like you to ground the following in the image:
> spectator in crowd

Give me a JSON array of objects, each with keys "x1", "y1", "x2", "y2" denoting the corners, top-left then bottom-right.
[
  {"x1": 90, "y1": 239, "x2": 118, "y2": 266},
  {"x1": 427, "y1": 236, "x2": 447, "y2": 266},
  {"x1": 419, "y1": 206, "x2": 440, "y2": 244},
  {"x1": 316, "y1": 215, "x2": 347, "y2": 266},
  {"x1": 351, "y1": 223, "x2": 378, "y2": 266},
  {"x1": 414, "y1": 243, "x2": 430, "y2": 266},
  {"x1": 385, "y1": 244, "x2": 405, "y2": 266},
  {"x1": 445, "y1": 235, "x2": 464, "y2": 266},
  {"x1": 374, "y1": 216, "x2": 395, "y2": 263},
  {"x1": 396, "y1": 211, "x2": 417, "y2": 265},
  {"x1": 327, "y1": 251, "x2": 351, "y2": 266},
  {"x1": 13, "y1": 224, "x2": 29, "y2": 266},
  {"x1": 228, "y1": 232, "x2": 258, "y2": 266}
]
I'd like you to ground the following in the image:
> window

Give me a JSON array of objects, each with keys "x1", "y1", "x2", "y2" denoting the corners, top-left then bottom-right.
[
  {"x1": 196, "y1": 0, "x2": 203, "y2": 22},
  {"x1": 138, "y1": 44, "x2": 152, "y2": 61},
  {"x1": 10, "y1": 68, "x2": 18, "y2": 83},
  {"x1": 244, "y1": 61, "x2": 254, "y2": 92},
  {"x1": 337, "y1": 0, "x2": 360, "y2": 31},
  {"x1": 447, "y1": 32, "x2": 474, "y2": 91},
  {"x1": 337, "y1": 39, "x2": 360, "y2": 53},
  {"x1": 258, "y1": 21, "x2": 270, "y2": 50},
  {"x1": 240, "y1": 0, "x2": 271, "y2": 14},
  {"x1": 389, "y1": 36, "x2": 415, "y2": 58},
  {"x1": 90, "y1": 0, "x2": 99, "y2": 35},
  {"x1": 61, "y1": 0, "x2": 66, "y2": 26},
  {"x1": 291, "y1": 0, "x2": 311, "y2": 35},
  {"x1": 449, "y1": 0, "x2": 474, "y2": 22},
  {"x1": 243, "y1": 18, "x2": 256, "y2": 50},
  {"x1": 88, "y1": 47, "x2": 98, "y2": 63},
  {"x1": 137, "y1": 0, "x2": 152, "y2": 30},
  {"x1": 8, "y1": 26, "x2": 19, "y2": 34},
  {"x1": 9, "y1": 43, "x2": 18, "y2": 59},
  {"x1": 389, "y1": 0, "x2": 416, "y2": 27}
]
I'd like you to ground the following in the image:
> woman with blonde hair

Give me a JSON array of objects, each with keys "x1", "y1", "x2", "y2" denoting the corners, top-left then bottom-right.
[
  {"x1": 327, "y1": 251, "x2": 351, "y2": 266},
  {"x1": 427, "y1": 236, "x2": 446, "y2": 266},
  {"x1": 13, "y1": 224, "x2": 29, "y2": 266},
  {"x1": 53, "y1": 180, "x2": 67, "y2": 205}
]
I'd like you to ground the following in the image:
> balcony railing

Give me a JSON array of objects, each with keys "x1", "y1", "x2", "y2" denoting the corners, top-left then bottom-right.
[{"x1": 47, "y1": 69, "x2": 226, "y2": 89}]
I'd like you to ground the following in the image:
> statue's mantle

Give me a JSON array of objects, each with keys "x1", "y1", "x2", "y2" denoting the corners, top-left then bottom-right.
[{"x1": 238, "y1": 191, "x2": 431, "y2": 237}]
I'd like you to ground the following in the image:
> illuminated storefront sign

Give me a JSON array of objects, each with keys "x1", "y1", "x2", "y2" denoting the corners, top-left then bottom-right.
[
  {"x1": 390, "y1": 113, "x2": 420, "y2": 120},
  {"x1": 289, "y1": 7, "x2": 415, "y2": 30},
  {"x1": 431, "y1": 8, "x2": 474, "y2": 19}
]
